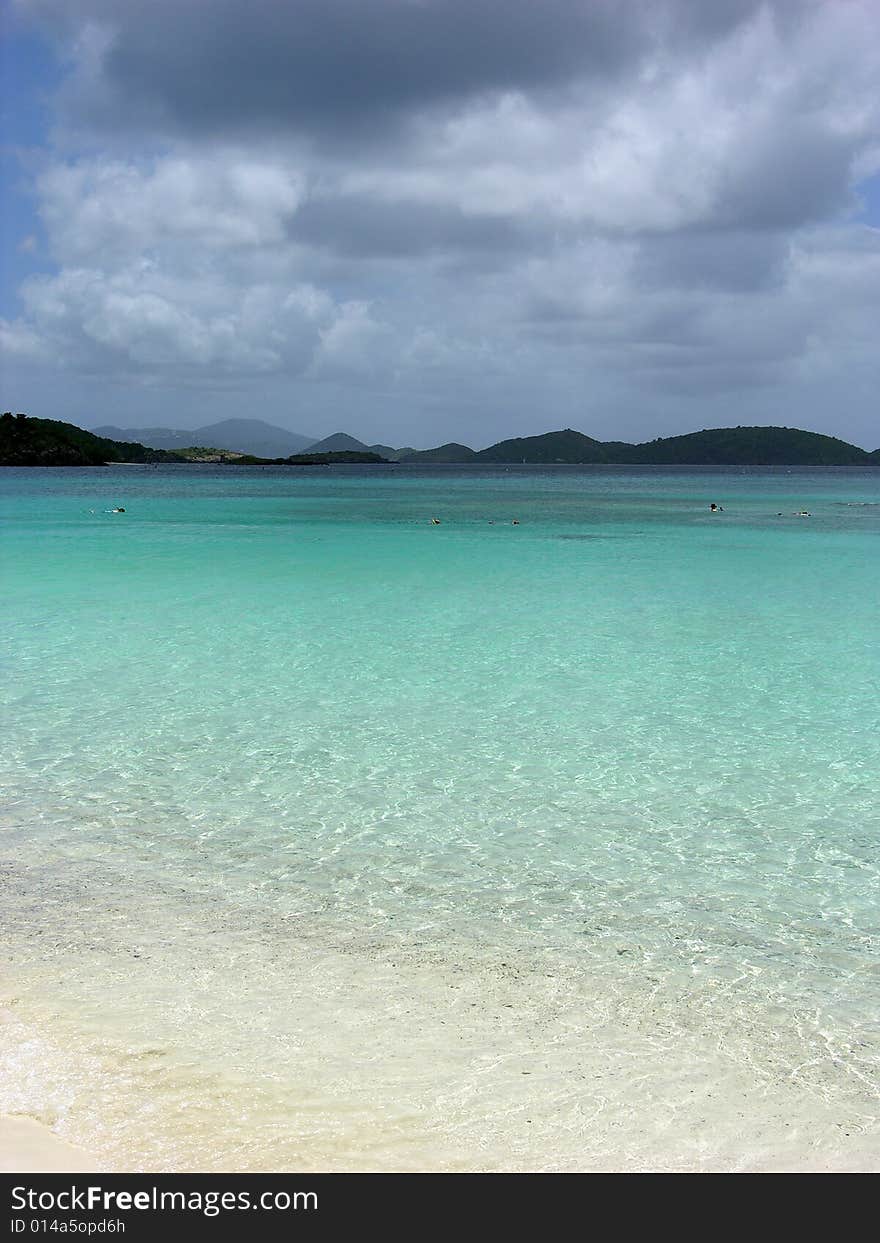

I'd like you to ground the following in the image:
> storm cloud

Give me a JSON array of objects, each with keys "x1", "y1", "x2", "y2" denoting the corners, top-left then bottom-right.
[{"x1": 3, "y1": 0, "x2": 879, "y2": 447}]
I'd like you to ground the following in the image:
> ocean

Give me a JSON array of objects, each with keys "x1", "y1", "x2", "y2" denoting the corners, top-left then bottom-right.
[{"x1": 1, "y1": 463, "x2": 879, "y2": 1171}]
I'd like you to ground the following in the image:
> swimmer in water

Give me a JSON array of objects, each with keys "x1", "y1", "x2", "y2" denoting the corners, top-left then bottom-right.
[{"x1": 431, "y1": 517, "x2": 441, "y2": 525}]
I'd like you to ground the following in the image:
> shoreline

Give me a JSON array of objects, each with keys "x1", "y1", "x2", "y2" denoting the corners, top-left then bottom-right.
[
  {"x1": 3, "y1": 834, "x2": 879, "y2": 1175},
  {"x1": 3, "y1": 950, "x2": 879, "y2": 1174}
]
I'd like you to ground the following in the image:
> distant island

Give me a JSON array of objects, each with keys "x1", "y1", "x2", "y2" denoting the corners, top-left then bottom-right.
[
  {"x1": 461, "y1": 426, "x2": 877, "y2": 467},
  {"x1": 1, "y1": 413, "x2": 182, "y2": 466},
  {"x1": 0, "y1": 415, "x2": 385, "y2": 467},
  {"x1": 90, "y1": 421, "x2": 418, "y2": 461},
  {"x1": 91, "y1": 418, "x2": 318, "y2": 458},
  {"x1": 2, "y1": 411, "x2": 878, "y2": 468}
]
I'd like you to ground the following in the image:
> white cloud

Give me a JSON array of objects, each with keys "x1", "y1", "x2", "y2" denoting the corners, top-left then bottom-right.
[
  {"x1": 0, "y1": 318, "x2": 50, "y2": 360},
  {"x1": 334, "y1": 2, "x2": 879, "y2": 237},
  {"x1": 37, "y1": 153, "x2": 305, "y2": 263},
  {"x1": 4, "y1": 0, "x2": 880, "y2": 446}
]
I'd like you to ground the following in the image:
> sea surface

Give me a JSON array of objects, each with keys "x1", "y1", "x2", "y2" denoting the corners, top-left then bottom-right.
[{"x1": 1, "y1": 463, "x2": 879, "y2": 1171}]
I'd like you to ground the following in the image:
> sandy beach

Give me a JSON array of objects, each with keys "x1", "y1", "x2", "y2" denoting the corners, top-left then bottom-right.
[
  {"x1": 3, "y1": 930, "x2": 880, "y2": 1175},
  {"x1": 0, "y1": 1115, "x2": 100, "y2": 1173}
]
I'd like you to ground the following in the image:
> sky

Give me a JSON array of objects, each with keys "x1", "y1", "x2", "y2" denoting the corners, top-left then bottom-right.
[{"x1": 1, "y1": 0, "x2": 879, "y2": 450}]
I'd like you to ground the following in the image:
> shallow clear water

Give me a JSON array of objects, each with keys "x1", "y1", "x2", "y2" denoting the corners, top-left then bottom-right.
[{"x1": 1, "y1": 464, "x2": 879, "y2": 1170}]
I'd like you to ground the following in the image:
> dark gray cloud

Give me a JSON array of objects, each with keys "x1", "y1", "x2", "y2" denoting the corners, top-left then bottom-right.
[
  {"x1": 4, "y1": 0, "x2": 880, "y2": 449},
  {"x1": 719, "y1": 121, "x2": 858, "y2": 231},
  {"x1": 660, "y1": 0, "x2": 806, "y2": 44},
  {"x1": 290, "y1": 194, "x2": 527, "y2": 259},
  {"x1": 634, "y1": 233, "x2": 789, "y2": 292},
  {"x1": 34, "y1": 0, "x2": 652, "y2": 140},
  {"x1": 28, "y1": 0, "x2": 814, "y2": 157}
]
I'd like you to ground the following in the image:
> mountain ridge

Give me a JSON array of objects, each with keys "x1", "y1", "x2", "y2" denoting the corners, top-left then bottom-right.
[
  {"x1": 4, "y1": 414, "x2": 878, "y2": 468},
  {"x1": 401, "y1": 442, "x2": 478, "y2": 463},
  {"x1": 91, "y1": 418, "x2": 316, "y2": 457}
]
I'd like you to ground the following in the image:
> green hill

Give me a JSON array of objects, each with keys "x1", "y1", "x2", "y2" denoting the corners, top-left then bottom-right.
[
  {"x1": 0, "y1": 416, "x2": 391, "y2": 467},
  {"x1": 0, "y1": 413, "x2": 183, "y2": 466},
  {"x1": 4, "y1": 414, "x2": 874, "y2": 469},
  {"x1": 401, "y1": 442, "x2": 477, "y2": 463},
  {"x1": 437, "y1": 425, "x2": 872, "y2": 465},
  {"x1": 623, "y1": 426, "x2": 868, "y2": 466},
  {"x1": 477, "y1": 429, "x2": 608, "y2": 463},
  {"x1": 367, "y1": 443, "x2": 419, "y2": 460}
]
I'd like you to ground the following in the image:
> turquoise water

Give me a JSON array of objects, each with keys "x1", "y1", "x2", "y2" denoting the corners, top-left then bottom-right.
[{"x1": 1, "y1": 464, "x2": 879, "y2": 1170}]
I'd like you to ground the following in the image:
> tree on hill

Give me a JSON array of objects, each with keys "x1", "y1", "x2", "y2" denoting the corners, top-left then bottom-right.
[{"x1": 0, "y1": 414, "x2": 182, "y2": 466}]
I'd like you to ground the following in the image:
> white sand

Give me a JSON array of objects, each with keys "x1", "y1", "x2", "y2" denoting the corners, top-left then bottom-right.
[{"x1": 0, "y1": 1116, "x2": 101, "y2": 1173}]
